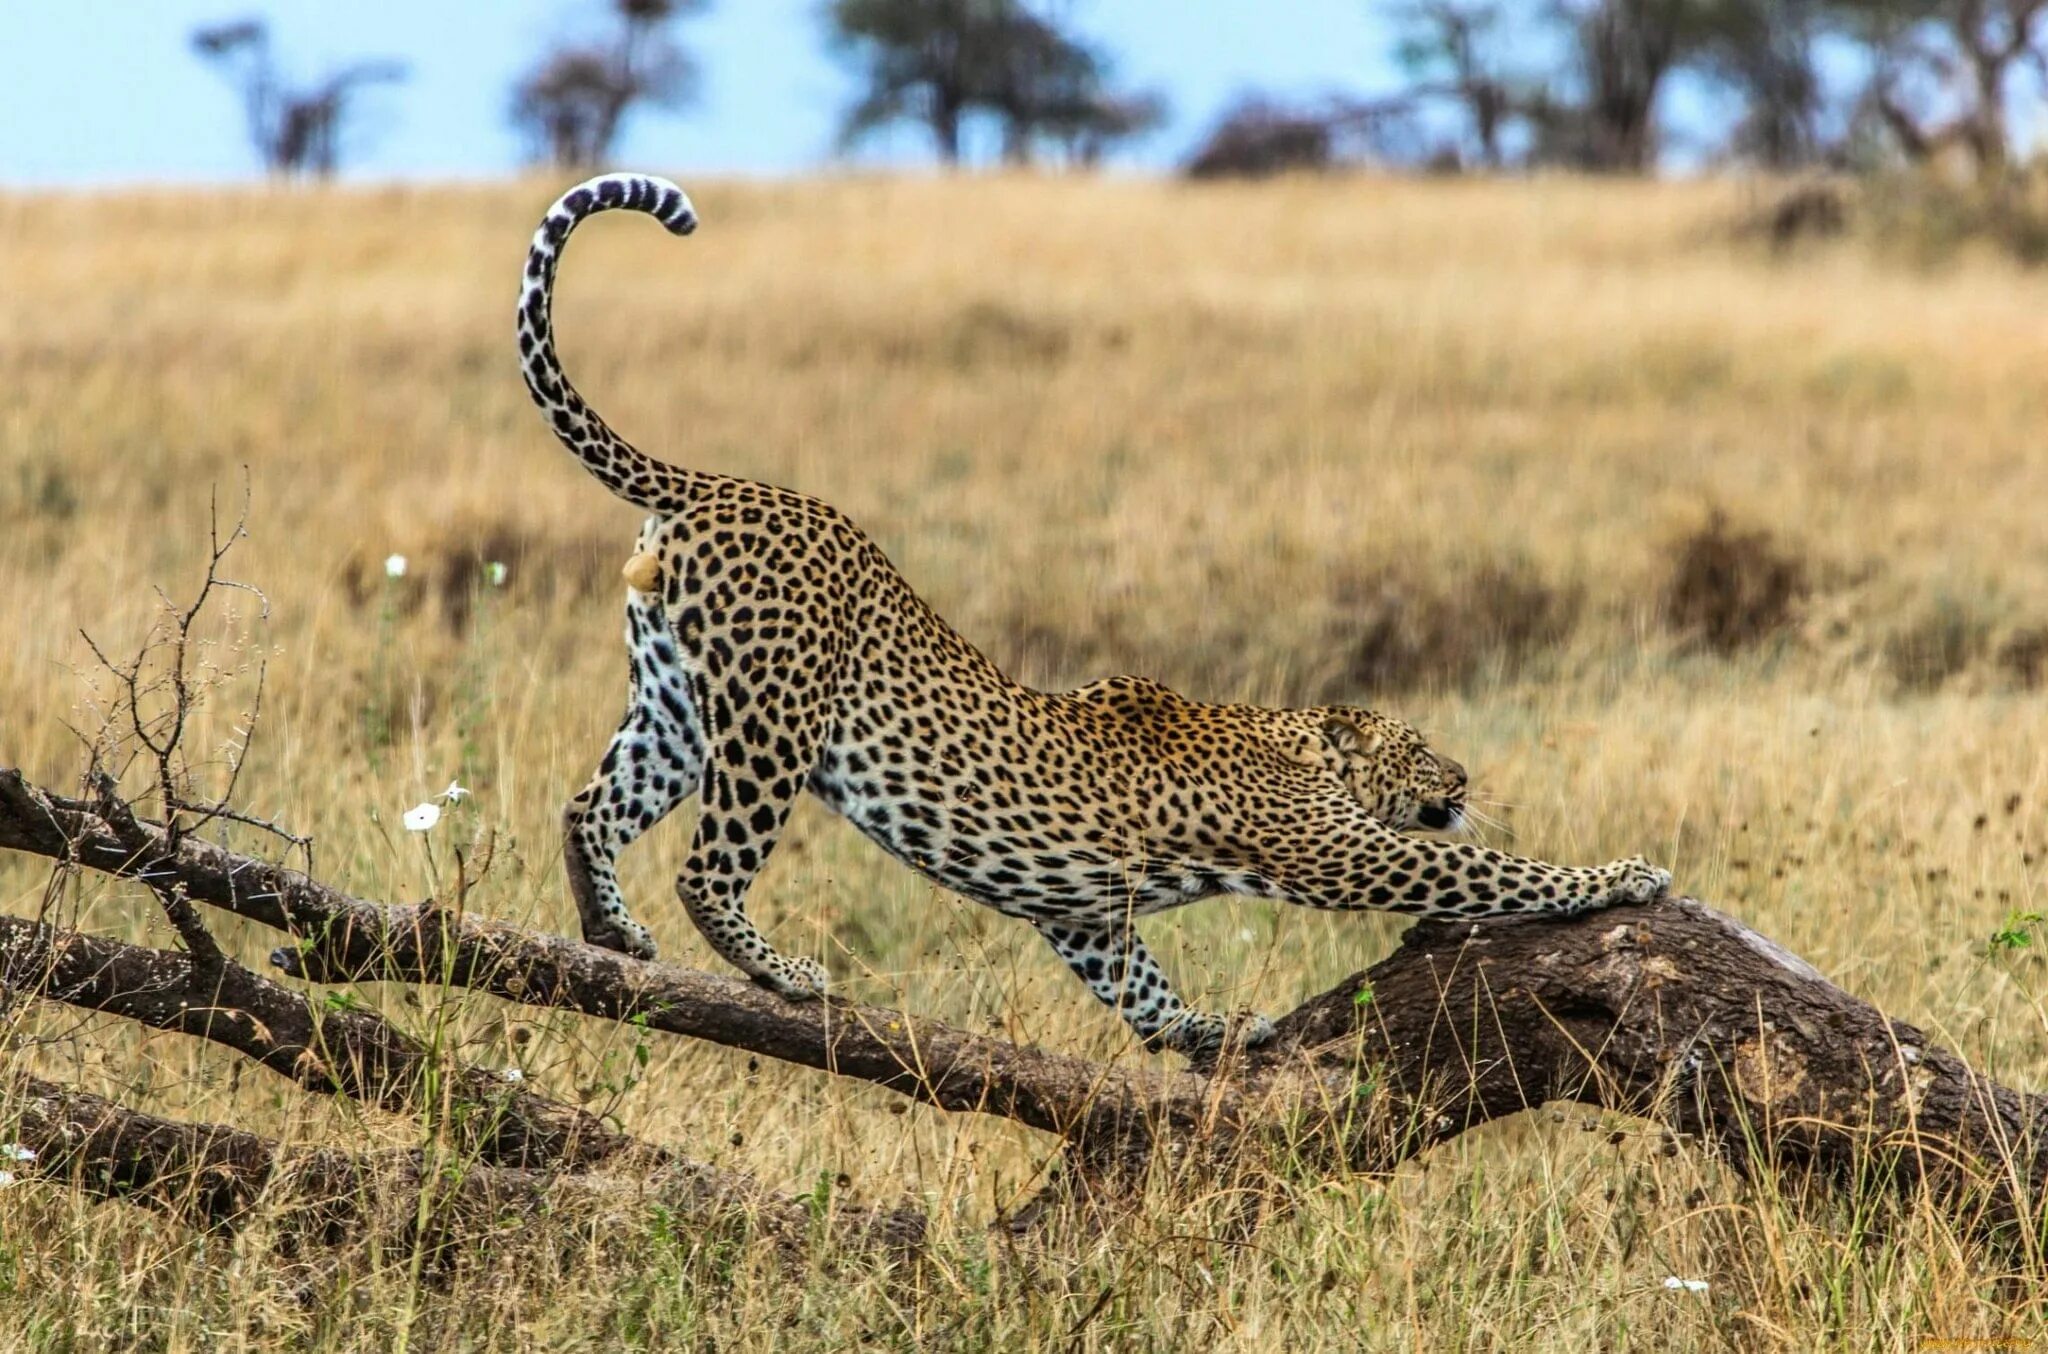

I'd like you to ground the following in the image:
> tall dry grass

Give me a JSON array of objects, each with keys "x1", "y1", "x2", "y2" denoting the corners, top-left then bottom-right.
[{"x1": 2, "y1": 173, "x2": 2047, "y2": 1350}]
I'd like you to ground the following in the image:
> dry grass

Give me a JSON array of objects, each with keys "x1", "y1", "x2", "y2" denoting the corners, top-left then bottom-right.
[{"x1": 2, "y1": 173, "x2": 2047, "y2": 1350}]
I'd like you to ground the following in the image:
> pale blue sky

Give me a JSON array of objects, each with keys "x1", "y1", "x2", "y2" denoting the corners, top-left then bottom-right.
[{"x1": 0, "y1": 0, "x2": 1424, "y2": 185}]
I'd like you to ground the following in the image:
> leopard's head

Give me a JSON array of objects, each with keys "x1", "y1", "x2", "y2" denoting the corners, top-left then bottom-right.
[{"x1": 1303, "y1": 708, "x2": 1468, "y2": 832}]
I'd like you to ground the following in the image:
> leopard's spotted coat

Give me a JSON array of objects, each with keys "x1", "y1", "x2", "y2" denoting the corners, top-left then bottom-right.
[{"x1": 519, "y1": 173, "x2": 1672, "y2": 1054}]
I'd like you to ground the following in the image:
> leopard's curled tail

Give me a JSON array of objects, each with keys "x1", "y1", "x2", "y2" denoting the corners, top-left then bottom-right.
[{"x1": 519, "y1": 173, "x2": 702, "y2": 514}]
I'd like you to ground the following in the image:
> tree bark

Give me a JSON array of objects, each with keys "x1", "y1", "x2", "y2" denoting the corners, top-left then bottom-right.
[
  {"x1": 6, "y1": 1073, "x2": 920, "y2": 1254},
  {"x1": 10, "y1": 1071, "x2": 371, "y2": 1238},
  {"x1": 1260, "y1": 905, "x2": 2048, "y2": 1232},
  {"x1": 6, "y1": 762, "x2": 2047, "y2": 1242},
  {"x1": 1, "y1": 912, "x2": 645, "y2": 1172}
]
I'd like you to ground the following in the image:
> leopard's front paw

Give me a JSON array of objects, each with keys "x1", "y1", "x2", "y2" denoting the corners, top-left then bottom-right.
[
  {"x1": 584, "y1": 916, "x2": 659, "y2": 962},
  {"x1": 755, "y1": 954, "x2": 829, "y2": 1001},
  {"x1": 1601, "y1": 856, "x2": 1672, "y2": 907}
]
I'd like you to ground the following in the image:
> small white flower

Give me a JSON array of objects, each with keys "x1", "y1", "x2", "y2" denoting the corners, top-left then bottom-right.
[
  {"x1": 0, "y1": 1171, "x2": 16, "y2": 1188},
  {"x1": 501, "y1": 1066, "x2": 525, "y2": 1084},
  {"x1": 1, "y1": 1144, "x2": 33, "y2": 1163},
  {"x1": 402, "y1": 802, "x2": 442, "y2": 832},
  {"x1": 441, "y1": 779, "x2": 469, "y2": 803},
  {"x1": 1662, "y1": 1277, "x2": 1710, "y2": 1293},
  {"x1": 485, "y1": 561, "x2": 509, "y2": 587},
  {"x1": 384, "y1": 553, "x2": 408, "y2": 579}
]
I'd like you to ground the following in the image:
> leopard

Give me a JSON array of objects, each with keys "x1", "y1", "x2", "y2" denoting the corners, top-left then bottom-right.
[{"x1": 519, "y1": 172, "x2": 1673, "y2": 1056}]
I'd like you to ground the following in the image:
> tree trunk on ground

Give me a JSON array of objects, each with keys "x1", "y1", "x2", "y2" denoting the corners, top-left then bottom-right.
[
  {"x1": 8, "y1": 1073, "x2": 920, "y2": 1255},
  {"x1": 0, "y1": 911, "x2": 646, "y2": 1171},
  {"x1": 1267, "y1": 906, "x2": 2048, "y2": 1232},
  {"x1": 4, "y1": 762, "x2": 2046, "y2": 1249}
]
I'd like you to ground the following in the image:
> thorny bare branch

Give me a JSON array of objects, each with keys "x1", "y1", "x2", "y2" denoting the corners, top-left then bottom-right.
[{"x1": 72, "y1": 472, "x2": 311, "y2": 873}]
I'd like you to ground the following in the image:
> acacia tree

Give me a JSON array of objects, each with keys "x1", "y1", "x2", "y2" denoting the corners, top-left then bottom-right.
[
  {"x1": 828, "y1": 0, "x2": 1161, "y2": 166},
  {"x1": 985, "y1": 9, "x2": 1165, "y2": 165},
  {"x1": 1391, "y1": 0, "x2": 1531, "y2": 169},
  {"x1": 190, "y1": 18, "x2": 407, "y2": 179},
  {"x1": 1050, "y1": 91, "x2": 1168, "y2": 166},
  {"x1": 1840, "y1": 0, "x2": 2048, "y2": 175},
  {"x1": 510, "y1": 0, "x2": 708, "y2": 170},
  {"x1": 1692, "y1": 0, "x2": 1832, "y2": 169},
  {"x1": 1542, "y1": 0, "x2": 1723, "y2": 172},
  {"x1": 1382, "y1": 0, "x2": 1860, "y2": 173},
  {"x1": 1385, "y1": 0, "x2": 1699, "y2": 173}
]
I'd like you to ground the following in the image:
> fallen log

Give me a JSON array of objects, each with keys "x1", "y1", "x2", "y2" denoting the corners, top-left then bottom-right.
[
  {"x1": 6, "y1": 1073, "x2": 921, "y2": 1255},
  {"x1": 5, "y1": 761, "x2": 2046, "y2": 1240},
  {"x1": 1, "y1": 911, "x2": 645, "y2": 1172},
  {"x1": 1264, "y1": 904, "x2": 2048, "y2": 1231}
]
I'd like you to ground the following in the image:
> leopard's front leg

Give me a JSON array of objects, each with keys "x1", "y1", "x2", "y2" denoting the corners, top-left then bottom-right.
[
  {"x1": 1033, "y1": 919, "x2": 1275, "y2": 1055},
  {"x1": 1296, "y1": 821, "x2": 1671, "y2": 919},
  {"x1": 1479, "y1": 849, "x2": 1673, "y2": 917}
]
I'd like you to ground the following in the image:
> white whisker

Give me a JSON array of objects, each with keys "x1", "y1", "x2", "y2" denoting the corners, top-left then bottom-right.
[{"x1": 1460, "y1": 805, "x2": 1513, "y2": 846}]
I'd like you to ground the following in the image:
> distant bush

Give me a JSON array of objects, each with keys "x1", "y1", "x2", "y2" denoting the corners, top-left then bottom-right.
[
  {"x1": 1884, "y1": 596, "x2": 1992, "y2": 692},
  {"x1": 343, "y1": 520, "x2": 619, "y2": 635},
  {"x1": 1659, "y1": 512, "x2": 1809, "y2": 653},
  {"x1": 1733, "y1": 174, "x2": 2048, "y2": 266},
  {"x1": 1185, "y1": 100, "x2": 1338, "y2": 179},
  {"x1": 1865, "y1": 172, "x2": 2048, "y2": 266},
  {"x1": 1320, "y1": 556, "x2": 1581, "y2": 696},
  {"x1": 1997, "y1": 626, "x2": 2048, "y2": 689},
  {"x1": 1737, "y1": 182, "x2": 1851, "y2": 252}
]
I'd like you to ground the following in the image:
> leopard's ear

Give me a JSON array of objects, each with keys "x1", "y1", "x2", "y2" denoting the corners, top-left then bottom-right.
[
  {"x1": 1321, "y1": 713, "x2": 1385, "y2": 760},
  {"x1": 1280, "y1": 713, "x2": 1383, "y2": 767}
]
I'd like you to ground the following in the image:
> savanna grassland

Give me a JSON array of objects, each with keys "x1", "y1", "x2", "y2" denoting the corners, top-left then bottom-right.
[{"x1": 3, "y1": 174, "x2": 2047, "y2": 1351}]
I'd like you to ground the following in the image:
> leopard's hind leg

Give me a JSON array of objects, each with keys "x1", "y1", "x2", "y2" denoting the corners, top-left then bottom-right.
[
  {"x1": 671, "y1": 621, "x2": 836, "y2": 1000},
  {"x1": 563, "y1": 586, "x2": 705, "y2": 960}
]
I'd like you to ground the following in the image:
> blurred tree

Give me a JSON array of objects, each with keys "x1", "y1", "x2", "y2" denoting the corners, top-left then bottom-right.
[
  {"x1": 828, "y1": 0, "x2": 1162, "y2": 166},
  {"x1": 1391, "y1": 0, "x2": 1530, "y2": 168},
  {"x1": 1544, "y1": 0, "x2": 1722, "y2": 172},
  {"x1": 1382, "y1": 0, "x2": 1857, "y2": 173},
  {"x1": 985, "y1": 9, "x2": 1165, "y2": 165},
  {"x1": 510, "y1": 0, "x2": 708, "y2": 169},
  {"x1": 1693, "y1": 0, "x2": 1831, "y2": 169},
  {"x1": 1837, "y1": 0, "x2": 2047, "y2": 175},
  {"x1": 190, "y1": 18, "x2": 406, "y2": 179},
  {"x1": 1049, "y1": 91, "x2": 1170, "y2": 166}
]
